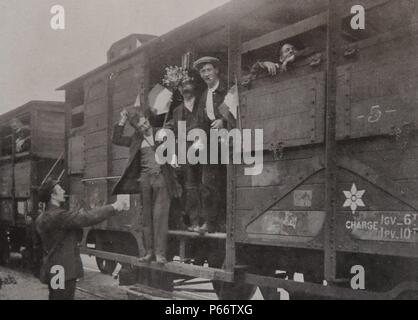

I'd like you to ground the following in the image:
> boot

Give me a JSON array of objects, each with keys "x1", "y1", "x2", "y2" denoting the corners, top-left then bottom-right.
[
  {"x1": 155, "y1": 255, "x2": 167, "y2": 265},
  {"x1": 141, "y1": 227, "x2": 154, "y2": 263},
  {"x1": 139, "y1": 252, "x2": 154, "y2": 263},
  {"x1": 198, "y1": 223, "x2": 208, "y2": 235}
]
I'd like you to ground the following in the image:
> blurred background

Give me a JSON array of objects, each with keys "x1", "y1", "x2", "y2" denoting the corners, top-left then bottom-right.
[{"x1": 0, "y1": 0, "x2": 229, "y2": 113}]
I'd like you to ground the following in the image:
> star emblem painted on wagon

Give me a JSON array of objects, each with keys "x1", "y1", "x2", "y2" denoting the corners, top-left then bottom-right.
[{"x1": 343, "y1": 184, "x2": 366, "y2": 214}]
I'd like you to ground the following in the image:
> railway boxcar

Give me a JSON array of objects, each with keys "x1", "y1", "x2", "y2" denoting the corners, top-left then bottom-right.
[
  {"x1": 0, "y1": 101, "x2": 65, "y2": 269},
  {"x1": 58, "y1": 0, "x2": 418, "y2": 299}
]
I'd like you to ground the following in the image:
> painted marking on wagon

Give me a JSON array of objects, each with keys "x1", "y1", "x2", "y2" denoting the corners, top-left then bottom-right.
[
  {"x1": 293, "y1": 190, "x2": 312, "y2": 207},
  {"x1": 345, "y1": 212, "x2": 418, "y2": 243},
  {"x1": 343, "y1": 184, "x2": 366, "y2": 214},
  {"x1": 367, "y1": 105, "x2": 382, "y2": 123},
  {"x1": 357, "y1": 107, "x2": 397, "y2": 122}
]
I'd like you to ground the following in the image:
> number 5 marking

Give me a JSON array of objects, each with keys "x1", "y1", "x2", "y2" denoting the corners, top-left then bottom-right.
[{"x1": 368, "y1": 105, "x2": 382, "y2": 123}]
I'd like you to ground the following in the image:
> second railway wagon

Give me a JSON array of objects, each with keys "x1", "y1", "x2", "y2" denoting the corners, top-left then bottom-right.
[
  {"x1": 58, "y1": 0, "x2": 418, "y2": 299},
  {"x1": 0, "y1": 101, "x2": 65, "y2": 270}
]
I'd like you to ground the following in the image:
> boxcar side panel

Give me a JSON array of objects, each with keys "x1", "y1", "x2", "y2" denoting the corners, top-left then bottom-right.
[
  {"x1": 0, "y1": 163, "x2": 13, "y2": 197},
  {"x1": 14, "y1": 161, "x2": 31, "y2": 198},
  {"x1": 33, "y1": 109, "x2": 65, "y2": 159}
]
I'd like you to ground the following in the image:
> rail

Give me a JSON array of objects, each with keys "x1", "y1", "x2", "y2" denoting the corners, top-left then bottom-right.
[{"x1": 81, "y1": 176, "x2": 121, "y2": 183}]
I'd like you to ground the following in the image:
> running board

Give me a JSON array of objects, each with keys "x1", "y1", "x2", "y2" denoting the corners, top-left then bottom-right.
[
  {"x1": 81, "y1": 248, "x2": 233, "y2": 282},
  {"x1": 168, "y1": 230, "x2": 227, "y2": 240}
]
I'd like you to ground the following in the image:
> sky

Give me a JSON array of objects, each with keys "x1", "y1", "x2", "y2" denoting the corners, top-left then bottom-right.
[{"x1": 0, "y1": 0, "x2": 230, "y2": 114}]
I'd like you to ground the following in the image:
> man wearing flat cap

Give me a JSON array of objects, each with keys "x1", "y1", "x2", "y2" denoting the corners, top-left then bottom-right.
[
  {"x1": 35, "y1": 179, "x2": 125, "y2": 300},
  {"x1": 193, "y1": 56, "x2": 235, "y2": 234}
]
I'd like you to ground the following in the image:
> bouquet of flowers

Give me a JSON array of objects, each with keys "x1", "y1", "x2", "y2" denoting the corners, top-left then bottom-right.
[{"x1": 162, "y1": 66, "x2": 193, "y2": 91}]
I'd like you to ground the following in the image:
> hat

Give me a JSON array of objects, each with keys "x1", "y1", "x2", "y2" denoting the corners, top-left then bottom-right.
[
  {"x1": 38, "y1": 179, "x2": 59, "y2": 203},
  {"x1": 193, "y1": 56, "x2": 220, "y2": 71}
]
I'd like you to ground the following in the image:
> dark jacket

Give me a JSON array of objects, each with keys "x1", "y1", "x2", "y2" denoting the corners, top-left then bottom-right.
[
  {"x1": 197, "y1": 80, "x2": 236, "y2": 131},
  {"x1": 111, "y1": 124, "x2": 182, "y2": 198},
  {"x1": 167, "y1": 99, "x2": 200, "y2": 138},
  {"x1": 35, "y1": 204, "x2": 115, "y2": 283}
]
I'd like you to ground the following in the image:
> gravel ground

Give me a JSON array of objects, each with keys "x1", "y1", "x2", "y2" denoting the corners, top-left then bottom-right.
[
  {"x1": 0, "y1": 255, "x2": 127, "y2": 300},
  {"x1": 0, "y1": 255, "x2": 271, "y2": 300},
  {"x1": 0, "y1": 266, "x2": 48, "y2": 300}
]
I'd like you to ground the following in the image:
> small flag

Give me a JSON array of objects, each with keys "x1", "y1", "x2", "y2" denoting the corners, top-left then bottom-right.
[
  {"x1": 117, "y1": 194, "x2": 130, "y2": 211},
  {"x1": 220, "y1": 84, "x2": 239, "y2": 119},
  {"x1": 148, "y1": 84, "x2": 173, "y2": 115}
]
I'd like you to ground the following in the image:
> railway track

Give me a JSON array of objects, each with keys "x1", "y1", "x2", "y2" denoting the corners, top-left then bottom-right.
[
  {"x1": 126, "y1": 283, "x2": 215, "y2": 301},
  {"x1": 75, "y1": 286, "x2": 111, "y2": 300}
]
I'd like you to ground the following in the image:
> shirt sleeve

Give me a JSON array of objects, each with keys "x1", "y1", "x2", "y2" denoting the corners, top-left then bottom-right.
[
  {"x1": 61, "y1": 205, "x2": 116, "y2": 229},
  {"x1": 37, "y1": 205, "x2": 116, "y2": 232}
]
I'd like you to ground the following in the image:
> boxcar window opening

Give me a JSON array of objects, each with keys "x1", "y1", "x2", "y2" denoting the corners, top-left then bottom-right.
[
  {"x1": 241, "y1": 28, "x2": 327, "y2": 81},
  {"x1": 68, "y1": 85, "x2": 85, "y2": 108},
  {"x1": 12, "y1": 114, "x2": 31, "y2": 155},
  {"x1": 71, "y1": 110, "x2": 85, "y2": 129},
  {"x1": 0, "y1": 126, "x2": 13, "y2": 157},
  {"x1": 239, "y1": 3, "x2": 330, "y2": 85}
]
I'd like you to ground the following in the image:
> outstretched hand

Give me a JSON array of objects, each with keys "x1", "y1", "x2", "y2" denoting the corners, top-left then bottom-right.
[{"x1": 111, "y1": 199, "x2": 127, "y2": 212}]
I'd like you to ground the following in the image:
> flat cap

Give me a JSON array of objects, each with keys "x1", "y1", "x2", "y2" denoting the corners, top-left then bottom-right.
[{"x1": 193, "y1": 56, "x2": 220, "y2": 71}]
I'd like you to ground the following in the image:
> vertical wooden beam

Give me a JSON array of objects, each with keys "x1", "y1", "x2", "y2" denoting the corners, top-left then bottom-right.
[
  {"x1": 106, "y1": 72, "x2": 116, "y2": 204},
  {"x1": 225, "y1": 1, "x2": 242, "y2": 272},
  {"x1": 179, "y1": 239, "x2": 186, "y2": 261},
  {"x1": 11, "y1": 116, "x2": 16, "y2": 219},
  {"x1": 324, "y1": 0, "x2": 341, "y2": 282},
  {"x1": 63, "y1": 98, "x2": 72, "y2": 210},
  {"x1": 0, "y1": 125, "x2": 2, "y2": 158}
]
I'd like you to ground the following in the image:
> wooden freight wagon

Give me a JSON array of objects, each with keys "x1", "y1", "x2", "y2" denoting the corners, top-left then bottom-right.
[
  {"x1": 59, "y1": 0, "x2": 418, "y2": 299},
  {"x1": 0, "y1": 101, "x2": 65, "y2": 267},
  {"x1": 61, "y1": 36, "x2": 154, "y2": 274}
]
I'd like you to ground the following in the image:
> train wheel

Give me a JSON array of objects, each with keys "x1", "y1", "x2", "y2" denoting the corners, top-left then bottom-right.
[
  {"x1": 257, "y1": 267, "x2": 287, "y2": 300},
  {"x1": 95, "y1": 257, "x2": 117, "y2": 275},
  {"x1": 260, "y1": 287, "x2": 282, "y2": 300},
  {"x1": 150, "y1": 270, "x2": 174, "y2": 292},
  {"x1": 396, "y1": 291, "x2": 418, "y2": 300},
  {"x1": 211, "y1": 261, "x2": 257, "y2": 300},
  {"x1": 212, "y1": 279, "x2": 257, "y2": 300}
]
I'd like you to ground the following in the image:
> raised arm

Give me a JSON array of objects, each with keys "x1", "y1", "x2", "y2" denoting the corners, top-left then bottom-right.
[{"x1": 112, "y1": 109, "x2": 132, "y2": 147}]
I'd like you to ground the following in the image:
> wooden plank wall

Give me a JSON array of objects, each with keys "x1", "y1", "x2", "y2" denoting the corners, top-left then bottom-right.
[
  {"x1": 0, "y1": 163, "x2": 13, "y2": 197},
  {"x1": 81, "y1": 51, "x2": 148, "y2": 182},
  {"x1": 14, "y1": 161, "x2": 31, "y2": 198},
  {"x1": 33, "y1": 109, "x2": 65, "y2": 159}
]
